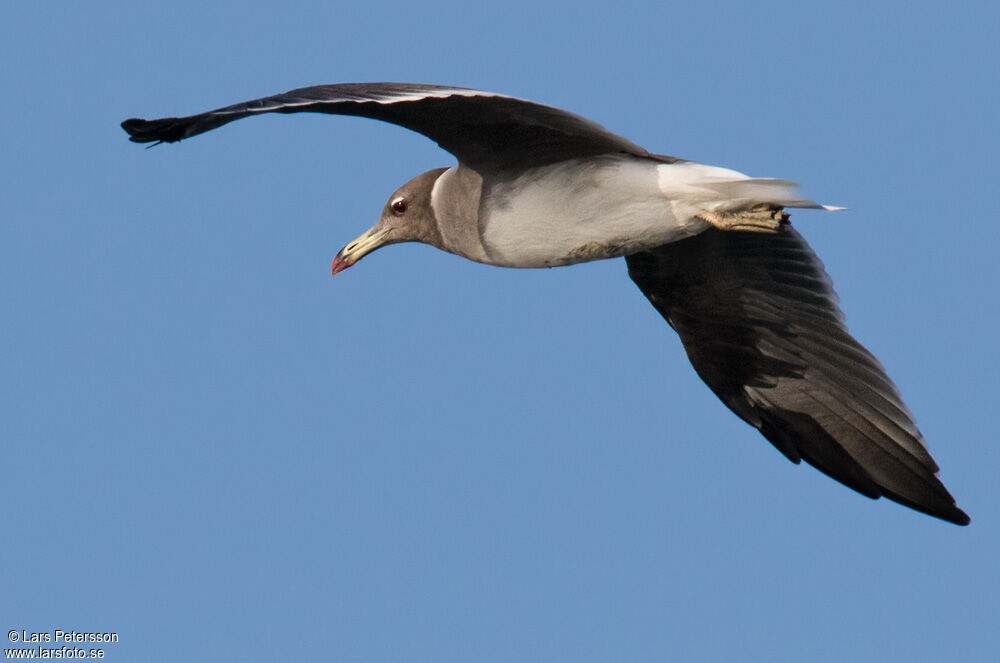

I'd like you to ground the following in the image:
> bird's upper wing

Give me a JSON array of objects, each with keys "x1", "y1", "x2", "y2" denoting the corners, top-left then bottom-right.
[
  {"x1": 625, "y1": 223, "x2": 968, "y2": 525},
  {"x1": 121, "y1": 82, "x2": 650, "y2": 169}
]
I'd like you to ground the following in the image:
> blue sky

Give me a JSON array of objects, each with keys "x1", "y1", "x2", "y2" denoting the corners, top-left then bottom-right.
[{"x1": 2, "y1": 1, "x2": 997, "y2": 660}]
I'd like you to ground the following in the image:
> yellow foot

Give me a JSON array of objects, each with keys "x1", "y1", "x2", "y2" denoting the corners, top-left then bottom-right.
[{"x1": 698, "y1": 205, "x2": 789, "y2": 233}]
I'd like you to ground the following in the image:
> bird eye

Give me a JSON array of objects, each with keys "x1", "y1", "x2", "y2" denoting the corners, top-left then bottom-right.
[{"x1": 391, "y1": 198, "x2": 407, "y2": 215}]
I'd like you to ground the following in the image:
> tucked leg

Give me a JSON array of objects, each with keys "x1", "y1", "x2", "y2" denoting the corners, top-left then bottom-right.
[{"x1": 698, "y1": 205, "x2": 788, "y2": 233}]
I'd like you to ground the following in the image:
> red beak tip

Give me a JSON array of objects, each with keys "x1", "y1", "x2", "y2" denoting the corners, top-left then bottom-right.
[{"x1": 331, "y1": 254, "x2": 355, "y2": 275}]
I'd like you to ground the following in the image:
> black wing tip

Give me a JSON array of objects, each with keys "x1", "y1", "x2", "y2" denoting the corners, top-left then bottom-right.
[
  {"x1": 890, "y1": 496, "x2": 970, "y2": 526},
  {"x1": 949, "y1": 508, "x2": 972, "y2": 526},
  {"x1": 848, "y1": 483, "x2": 969, "y2": 525},
  {"x1": 910, "y1": 500, "x2": 970, "y2": 526},
  {"x1": 121, "y1": 117, "x2": 185, "y2": 144}
]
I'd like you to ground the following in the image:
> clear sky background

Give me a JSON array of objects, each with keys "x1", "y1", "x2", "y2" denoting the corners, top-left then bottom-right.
[{"x1": 2, "y1": 1, "x2": 997, "y2": 661}]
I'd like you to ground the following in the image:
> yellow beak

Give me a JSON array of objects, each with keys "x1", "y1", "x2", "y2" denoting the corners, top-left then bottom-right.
[{"x1": 331, "y1": 227, "x2": 390, "y2": 275}]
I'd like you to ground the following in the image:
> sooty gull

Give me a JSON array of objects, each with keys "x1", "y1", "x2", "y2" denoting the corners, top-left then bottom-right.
[{"x1": 122, "y1": 82, "x2": 969, "y2": 525}]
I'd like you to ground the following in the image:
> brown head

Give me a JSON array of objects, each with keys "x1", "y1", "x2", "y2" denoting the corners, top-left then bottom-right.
[{"x1": 331, "y1": 168, "x2": 448, "y2": 275}]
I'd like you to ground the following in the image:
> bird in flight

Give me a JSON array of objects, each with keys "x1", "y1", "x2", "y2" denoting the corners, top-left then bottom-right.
[{"x1": 122, "y1": 83, "x2": 968, "y2": 525}]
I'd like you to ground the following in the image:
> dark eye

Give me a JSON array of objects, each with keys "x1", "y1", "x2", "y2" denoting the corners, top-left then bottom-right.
[{"x1": 391, "y1": 198, "x2": 407, "y2": 215}]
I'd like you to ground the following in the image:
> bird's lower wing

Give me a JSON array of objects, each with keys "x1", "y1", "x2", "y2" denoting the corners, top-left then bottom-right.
[
  {"x1": 121, "y1": 83, "x2": 651, "y2": 170},
  {"x1": 625, "y1": 223, "x2": 968, "y2": 525}
]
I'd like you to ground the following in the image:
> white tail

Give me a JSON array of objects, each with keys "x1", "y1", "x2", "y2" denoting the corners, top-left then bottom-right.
[{"x1": 657, "y1": 162, "x2": 845, "y2": 213}]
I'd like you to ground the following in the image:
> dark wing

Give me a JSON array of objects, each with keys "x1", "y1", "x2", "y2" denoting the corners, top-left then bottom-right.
[
  {"x1": 121, "y1": 82, "x2": 650, "y2": 169},
  {"x1": 626, "y1": 224, "x2": 969, "y2": 525}
]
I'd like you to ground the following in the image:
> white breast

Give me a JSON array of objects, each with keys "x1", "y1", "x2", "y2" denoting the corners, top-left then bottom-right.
[{"x1": 480, "y1": 156, "x2": 707, "y2": 268}]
